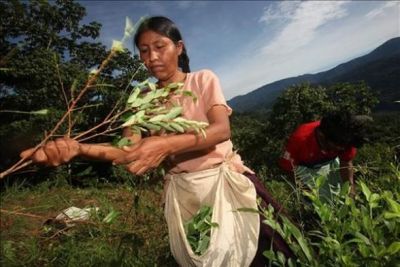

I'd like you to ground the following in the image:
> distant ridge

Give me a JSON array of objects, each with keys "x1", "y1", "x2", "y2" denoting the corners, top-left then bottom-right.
[{"x1": 228, "y1": 37, "x2": 400, "y2": 112}]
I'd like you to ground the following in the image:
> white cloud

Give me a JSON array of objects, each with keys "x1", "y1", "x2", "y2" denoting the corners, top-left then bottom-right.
[
  {"x1": 218, "y1": 1, "x2": 399, "y2": 100},
  {"x1": 262, "y1": 1, "x2": 348, "y2": 55},
  {"x1": 259, "y1": 1, "x2": 300, "y2": 23},
  {"x1": 366, "y1": 1, "x2": 399, "y2": 19}
]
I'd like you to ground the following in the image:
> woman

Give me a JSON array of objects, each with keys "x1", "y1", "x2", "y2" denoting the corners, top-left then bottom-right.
[{"x1": 22, "y1": 16, "x2": 292, "y2": 266}]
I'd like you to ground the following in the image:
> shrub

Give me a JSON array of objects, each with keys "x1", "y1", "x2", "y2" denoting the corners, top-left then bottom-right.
[{"x1": 262, "y1": 171, "x2": 400, "y2": 266}]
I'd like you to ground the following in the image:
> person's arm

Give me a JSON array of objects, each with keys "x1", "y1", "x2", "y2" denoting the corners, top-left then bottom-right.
[
  {"x1": 20, "y1": 138, "x2": 129, "y2": 166},
  {"x1": 340, "y1": 160, "x2": 355, "y2": 195},
  {"x1": 20, "y1": 127, "x2": 139, "y2": 166},
  {"x1": 113, "y1": 105, "x2": 231, "y2": 175}
]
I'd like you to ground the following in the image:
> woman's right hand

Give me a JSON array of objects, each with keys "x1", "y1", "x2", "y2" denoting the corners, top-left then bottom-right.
[{"x1": 20, "y1": 137, "x2": 81, "y2": 166}]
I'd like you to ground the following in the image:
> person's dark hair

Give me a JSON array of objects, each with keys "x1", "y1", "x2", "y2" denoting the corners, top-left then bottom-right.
[
  {"x1": 134, "y1": 16, "x2": 190, "y2": 73},
  {"x1": 319, "y1": 111, "x2": 373, "y2": 148}
]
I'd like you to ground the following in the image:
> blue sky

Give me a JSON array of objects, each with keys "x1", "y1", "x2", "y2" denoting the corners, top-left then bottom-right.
[{"x1": 80, "y1": 1, "x2": 400, "y2": 100}]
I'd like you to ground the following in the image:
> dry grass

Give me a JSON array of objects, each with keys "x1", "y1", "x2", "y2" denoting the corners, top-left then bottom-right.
[{"x1": 0, "y1": 179, "x2": 177, "y2": 266}]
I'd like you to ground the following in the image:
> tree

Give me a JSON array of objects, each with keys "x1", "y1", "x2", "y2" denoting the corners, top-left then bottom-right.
[
  {"x1": 231, "y1": 114, "x2": 269, "y2": 173},
  {"x1": 267, "y1": 83, "x2": 333, "y2": 138},
  {"x1": 0, "y1": 0, "x2": 148, "y2": 170},
  {"x1": 267, "y1": 82, "x2": 378, "y2": 139},
  {"x1": 326, "y1": 81, "x2": 379, "y2": 115}
]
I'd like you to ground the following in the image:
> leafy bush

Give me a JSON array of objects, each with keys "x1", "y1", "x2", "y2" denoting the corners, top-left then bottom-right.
[{"x1": 262, "y1": 173, "x2": 400, "y2": 267}]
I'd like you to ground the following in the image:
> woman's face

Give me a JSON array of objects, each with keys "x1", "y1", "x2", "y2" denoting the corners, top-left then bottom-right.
[{"x1": 137, "y1": 30, "x2": 183, "y2": 82}]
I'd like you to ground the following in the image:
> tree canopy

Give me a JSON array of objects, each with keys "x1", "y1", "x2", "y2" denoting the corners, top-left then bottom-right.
[{"x1": 0, "y1": 0, "x2": 148, "y2": 169}]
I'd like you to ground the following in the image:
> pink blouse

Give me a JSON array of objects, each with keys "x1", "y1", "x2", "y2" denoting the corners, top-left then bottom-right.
[{"x1": 167, "y1": 69, "x2": 250, "y2": 174}]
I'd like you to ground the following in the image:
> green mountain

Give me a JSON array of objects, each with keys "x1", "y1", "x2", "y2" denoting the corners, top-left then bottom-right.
[{"x1": 228, "y1": 37, "x2": 400, "y2": 112}]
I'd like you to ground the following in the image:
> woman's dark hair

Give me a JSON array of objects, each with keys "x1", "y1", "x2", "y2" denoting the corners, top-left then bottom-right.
[
  {"x1": 134, "y1": 16, "x2": 190, "y2": 73},
  {"x1": 319, "y1": 111, "x2": 373, "y2": 148}
]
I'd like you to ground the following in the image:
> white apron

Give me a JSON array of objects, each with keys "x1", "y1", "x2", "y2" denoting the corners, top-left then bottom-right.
[{"x1": 164, "y1": 163, "x2": 260, "y2": 267}]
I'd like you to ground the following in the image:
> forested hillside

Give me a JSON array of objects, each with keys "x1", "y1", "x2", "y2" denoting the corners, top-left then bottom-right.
[{"x1": 228, "y1": 37, "x2": 400, "y2": 112}]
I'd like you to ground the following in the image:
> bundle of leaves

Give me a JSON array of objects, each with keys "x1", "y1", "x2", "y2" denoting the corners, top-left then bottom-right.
[
  {"x1": 184, "y1": 205, "x2": 218, "y2": 256},
  {"x1": 114, "y1": 79, "x2": 208, "y2": 147}
]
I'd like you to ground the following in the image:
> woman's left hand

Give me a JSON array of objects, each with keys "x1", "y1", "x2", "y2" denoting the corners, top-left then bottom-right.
[{"x1": 113, "y1": 136, "x2": 172, "y2": 175}]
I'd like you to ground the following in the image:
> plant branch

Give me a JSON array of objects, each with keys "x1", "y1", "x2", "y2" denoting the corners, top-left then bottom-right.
[{"x1": 0, "y1": 50, "x2": 117, "y2": 179}]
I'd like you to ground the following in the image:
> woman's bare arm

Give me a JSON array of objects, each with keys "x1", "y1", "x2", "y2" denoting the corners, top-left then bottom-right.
[{"x1": 113, "y1": 105, "x2": 231, "y2": 174}]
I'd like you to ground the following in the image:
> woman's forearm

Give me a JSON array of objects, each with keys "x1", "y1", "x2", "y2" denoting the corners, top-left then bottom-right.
[
  {"x1": 164, "y1": 118, "x2": 230, "y2": 155},
  {"x1": 79, "y1": 143, "x2": 128, "y2": 162},
  {"x1": 162, "y1": 105, "x2": 231, "y2": 156}
]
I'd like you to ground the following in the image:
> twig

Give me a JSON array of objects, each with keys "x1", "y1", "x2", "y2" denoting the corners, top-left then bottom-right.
[
  {"x1": 45, "y1": 225, "x2": 75, "y2": 240},
  {"x1": 77, "y1": 125, "x2": 124, "y2": 143},
  {"x1": 0, "y1": 47, "x2": 18, "y2": 67},
  {"x1": 54, "y1": 53, "x2": 71, "y2": 136},
  {"x1": 105, "y1": 63, "x2": 144, "y2": 121},
  {"x1": 0, "y1": 208, "x2": 44, "y2": 219},
  {"x1": 73, "y1": 108, "x2": 129, "y2": 141}
]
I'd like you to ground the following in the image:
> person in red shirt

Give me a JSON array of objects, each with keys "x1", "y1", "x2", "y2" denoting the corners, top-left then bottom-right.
[{"x1": 279, "y1": 112, "x2": 372, "y2": 198}]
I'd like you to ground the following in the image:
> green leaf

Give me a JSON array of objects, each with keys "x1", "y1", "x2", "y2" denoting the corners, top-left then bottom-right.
[
  {"x1": 120, "y1": 111, "x2": 133, "y2": 122},
  {"x1": 302, "y1": 190, "x2": 317, "y2": 202},
  {"x1": 164, "y1": 106, "x2": 183, "y2": 120},
  {"x1": 76, "y1": 166, "x2": 93, "y2": 177},
  {"x1": 154, "y1": 88, "x2": 167, "y2": 98},
  {"x1": 360, "y1": 181, "x2": 372, "y2": 201},
  {"x1": 123, "y1": 16, "x2": 135, "y2": 39},
  {"x1": 111, "y1": 40, "x2": 125, "y2": 53},
  {"x1": 386, "y1": 197, "x2": 400, "y2": 214},
  {"x1": 315, "y1": 175, "x2": 326, "y2": 188},
  {"x1": 30, "y1": 109, "x2": 49, "y2": 115},
  {"x1": 115, "y1": 137, "x2": 132, "y2": 148},
  {"x1": 130, "y1": 98, "x2": 143, "y2": 108},
  {"x1": 127, "y1": 88, "x2": 141, "y2": 104},
  {"x1": 170, "y1": 122, "x2": 185, "y2": 133},
  {"x1": 386, "y1": 241, "x2": 400, "y2": 255},
  {"x1": 384, "y1": 212, "x2": 400, "y2": 219},
  {"x1": 288, "y1": 258, "x2": 296, "y2": 267},
  {"x1": 354, "y1": 232, "x2": 371, "y2": 245},
  {"x1": 102, "y1": 210, "x2": 120, "y2": 224},
  {"x1": 281, "y1": 216, "x2": 313, "y2": 262},
  {"x1": 369, "y1": 193, "x2": 380, "y2": 205},
  {"x1": 153, "y1": 121, "x2": 175, "y2": 132},
  {"x1": 70, "y1": 79, "x2": 78, "y2": 95},
  {"x1": 277, "y1": 251, "x2": 286, "y2": 265},
  {"x1": 195, "y1": 234, "x2": 210, "y2": 255},
  {"x1": 167, "y1": 82, "x2": 183, "y2": 90},
  {"x1": 263, "y1": 250, "x2": 277, "y2": 261},
  {"x1": 184, "y1": 205, "x2": 217, "y2": 255},
  {"x1": 140, "y1": 122, "x2": 161, "y2": 131},
  {"x1": 148, "y1": 82, "x2": 156, "y2": 91},
  {"x1": 121, "y1": 114, "x2": 137, "y2": 127},
  {"x1": 200, "y1": 128, "x2": 207, "y2": 139},
  {"x1": 148, "y1": 114, "x2": 166, "y2": 122}
]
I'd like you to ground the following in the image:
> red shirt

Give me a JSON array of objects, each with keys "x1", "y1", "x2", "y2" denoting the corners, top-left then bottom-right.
[{"x1": 279, "y1": 121, "x2": 357, "y2": 172}]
